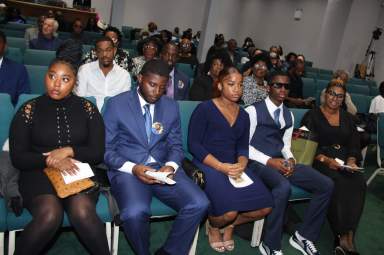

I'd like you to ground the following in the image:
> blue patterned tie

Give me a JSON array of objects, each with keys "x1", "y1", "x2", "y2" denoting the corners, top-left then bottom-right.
[
  {"x1": 274, "y1": 108, "x2": 281, "y2": 129},
  {"x1": 143, "y1": 104, "x2": 152, "y2": 142}
]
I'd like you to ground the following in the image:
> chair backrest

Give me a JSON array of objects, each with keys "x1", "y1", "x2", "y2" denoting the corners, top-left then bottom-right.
[
  {"x1": 176, "y1": 63, "x2": 195, "y2": 79},
  {"x1": 347, "y1": 84, "x2": 370, "y2": 95},
  {"x1": 291, "y1": 108, "x2": 308, "y2": 128},
  {"x1": 302, "y1": 78, "x2": 316, "y2": 98},
  {"x1": 350, "y1": 93, "x2": 370, "y2": 113},
  {"x1": 305, "y1": 67, "x2": 318, "y2": 74},
  {"x1": 317, "y1": 73, "x2": 332, "y2": 81},
  {"x1": 25, "y1": 65, "x2": 48, "y2": 94},
  {"x1": 316, "y1": 79, "x2": 329, "y2": 91},
  {"x1": 318, "y1": 69, "x2": 333, "y2": 75},
  {"x1": 178, "y1": 101, "x2": 200, "y2": 158},
  {"x1": 0, "y1": 93, "x2": 14, "y2": 147},
  {"x1": 23, "y1": 49, "x2": 56, "y2": 66},
  {"x1": 5, "y1": 47, "x2": 23, "y2": 63},
  {"x1": 6, "y1": 36, "x2": 26, "y2": 52},
  {"x1": 1, "y1": 29, "x2": 25, "y2": 38},
  {"x1": 0, "y1": 23, "x2": 32, "y2": 31},
  {"x1": 304, "y1": 72, "x2": 317, "y2": 79}
]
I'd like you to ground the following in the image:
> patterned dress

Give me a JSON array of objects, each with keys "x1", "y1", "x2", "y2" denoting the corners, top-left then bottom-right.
[{"x1": 241, "y1": 75, "x2": 268, "y2": 105}]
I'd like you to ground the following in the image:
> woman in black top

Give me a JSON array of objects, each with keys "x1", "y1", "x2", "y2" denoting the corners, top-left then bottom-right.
[
  {"x1": 189, "y1": 53, "x2": 226, "y2": 101},
  {"x1": 9, "y1": 58, "x2": 109, "y2": 255},
  {"x1": 301, "y1": 80, "x2": 366, "y2": 255}
]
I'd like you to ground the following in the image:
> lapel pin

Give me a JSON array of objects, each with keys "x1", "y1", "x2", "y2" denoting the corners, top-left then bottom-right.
[{"x1": 152, "y1": 122, "x2": 164, "y2": 135}]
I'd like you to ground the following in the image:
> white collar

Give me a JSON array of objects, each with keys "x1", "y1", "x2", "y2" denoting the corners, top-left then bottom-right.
[
  {"x1": 170, "y1": 67, "x2": 175, "y2": 78},
  {"x1": 137, "y1": 88, "x2": 149, "y2": 109},
  {"x1": 265, "y1": 96, "x2": 283, "y2": 112},
  {"x1": 0, "y1": 57, "x2": 3, "y2": 68}
]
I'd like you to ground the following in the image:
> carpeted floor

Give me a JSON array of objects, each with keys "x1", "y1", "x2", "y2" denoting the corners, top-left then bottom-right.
[{"x1": 12, "y1": 145, "x2": 384, "y2": 254}]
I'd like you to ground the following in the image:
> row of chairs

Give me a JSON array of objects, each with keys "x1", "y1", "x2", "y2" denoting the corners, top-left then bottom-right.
[{"x1": 0, "y1": 92, "x2": 315, "y2": 254}]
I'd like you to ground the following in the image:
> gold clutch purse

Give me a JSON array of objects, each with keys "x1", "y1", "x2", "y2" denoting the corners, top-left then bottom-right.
[{"x1": 44, "y1": 167, "x2": 95, "y2": 198}]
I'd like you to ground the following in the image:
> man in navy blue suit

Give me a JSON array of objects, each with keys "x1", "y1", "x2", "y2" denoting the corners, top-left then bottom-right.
[
  {"x1": 160, "y1": 42, "x2": 190, "y2": 100},
  {"x1": 0, "y1": 31, "x2": 30, "y2": 105},
  {"x1": 103, "y1": 59, "x2": 209, "y2": 255}
]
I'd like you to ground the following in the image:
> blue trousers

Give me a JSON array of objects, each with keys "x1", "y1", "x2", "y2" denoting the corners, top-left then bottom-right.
[
  {"x1": 109, "y1": 169, "x2": 209, "y2": 255},
  {"x1": 249, "y1": 162, "x2": 333, "y2": 250}
]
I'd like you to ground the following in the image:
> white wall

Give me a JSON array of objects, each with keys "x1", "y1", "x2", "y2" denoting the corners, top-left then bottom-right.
[
  {"x1": 236, "y1": 0, "x2": 327, "y2": 62},
  {"x1": 110, "y1": 0, "x2": 207, "y2": 32},
  {"x1": 92, "y1": 0, "x2": 112, "y2": 24},
  {"x1": 335, "y1": 0, "x2": 382, "y2": 80}
]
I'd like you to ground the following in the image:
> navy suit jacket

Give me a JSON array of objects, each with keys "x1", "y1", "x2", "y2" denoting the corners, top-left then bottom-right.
[
  {"x1": 103, "y1": 90, "x2": 184, "y2": 179},
  {"x1": 0, "y1": 58, "x2": 30, "y2": 105},
  {"x1": 172, "y1": 68, "x2": 190, "y2": 100}
]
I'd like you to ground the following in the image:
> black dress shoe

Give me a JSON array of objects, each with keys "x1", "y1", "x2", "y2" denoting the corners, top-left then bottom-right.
[
  {"x1": 346, "y1": 251, "x2": 360, "y2": 255},
  {"x1": 154, "y1": 247, "x2": 170, "y2": 255}
]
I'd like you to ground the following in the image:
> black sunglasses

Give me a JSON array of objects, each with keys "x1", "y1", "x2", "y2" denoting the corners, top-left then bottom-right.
[{"x1": 270, "y1": 83, "x2": 290, "y2": 89}]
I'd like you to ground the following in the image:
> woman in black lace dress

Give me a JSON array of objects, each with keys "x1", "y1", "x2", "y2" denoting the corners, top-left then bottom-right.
[{"x1": 9, "y1": 58, "x2": 110, "y2": 255}]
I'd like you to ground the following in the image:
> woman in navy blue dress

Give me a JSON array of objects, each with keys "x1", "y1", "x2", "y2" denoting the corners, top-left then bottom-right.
[{"x1": 188, "y1": 66, "x2": 273, "y2": 253}]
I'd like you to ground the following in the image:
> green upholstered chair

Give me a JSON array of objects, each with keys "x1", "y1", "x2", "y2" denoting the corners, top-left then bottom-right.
[
  {"x1": 302, "y1": 78, "x2": 317, "y2": 98},
  {"x1": 24, "y1": 65, "x2": 48, "y2": 94},
  {"x1": 5, "y1": 47, "x2": 22, "y2": 63},
  {"x1": 176, "y1": 63, "x2": 195, "y2": 79},
  {"x1": 350, "y1": 93, "x2": 370, "y2": 113},
  {"x1": 6, "y1": 37, "x2": 26, "y2": 52},
  {"x1": 347, "y1": 84, "x2": 370, "y2": 95},
  {"x1": 23, "y1": 49, "x2": 55, "y2": 66}
]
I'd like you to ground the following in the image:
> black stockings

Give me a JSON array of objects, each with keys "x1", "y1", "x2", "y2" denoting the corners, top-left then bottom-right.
[{"x1": 15, "y1": 193, "x2": 110, "y2": 255}]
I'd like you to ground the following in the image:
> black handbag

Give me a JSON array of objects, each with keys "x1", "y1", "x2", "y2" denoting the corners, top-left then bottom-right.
[{"x1": 181, "y1": 158, "x2": 205, "y2": 189}]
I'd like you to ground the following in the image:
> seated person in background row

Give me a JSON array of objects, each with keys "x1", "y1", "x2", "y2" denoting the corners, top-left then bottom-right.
[
  {"x1": 9, "y1": 57, "x2": 109, "y2": 255},
  {"x1": 226, "y1": 39, "x2": 241, "y2": 66},
  {"x1": 177, "y1": 37, "x2": 198, "y2": 66},
  {"x1": 103, "y1": 59, "x2": 209, "y2": 255},
  {"x1": 131, "y1": 37, "x2": 159, "y2": 79},
  {"x1": 75, "y1": 37, "x2": 131, "y2": 110},
  {"x1": 24, "y1": 15, "x2": 46, "y2": 48},
  {"x1": 188, "y1": 66, "x2": 272, "y2": 253},
  {"x1": 246, "y1": 71, "x2": 333, "y2": 255},
  {"x1": 285, "y1": 61, "x2": 314, "y2": 108},
  {"x1": 241, "y1": 54, "x2": 269, "y2": 105},
  {"x1": 0, "y1": 31, "x2": 30, "y2": 105},
  {"x1": 369, "y1": 81, "x2": 384, "y2": 114},
  {"x1": 189, "y1": 51, "x2": 226, "y2": 101},
  {"x1": 320, "y1": 70, "x2": 357, "y2": 115},
  {"x1": 160, "y1": 42, "x2": 190, "y2": 100},
  {"x1": 301, "y1": 80, "x2": 366, "y2": 255},
  {"x1": 82, "y1": 26, "x2": 133, "y2": 72},
  {"x1": 69, "y1": 18, "x2": 88, "y2": 45},
  {"x1": 29, "y1": 18, "x2": 62, "y2": 51}
]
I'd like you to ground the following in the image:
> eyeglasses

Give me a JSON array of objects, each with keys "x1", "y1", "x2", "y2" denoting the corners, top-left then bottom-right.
[
  {"x1": 254, "y1": 64, "x2": 267, "y2": 70},
  {"x1": 327, "y1": 90, "x2": 345, "y2": 100},
  {"x1": 144, "y1": 45, "x2": 157, "y2": 50},
  {"x1": 271, "y1": 83, "x2": 290, "y2": 89}
]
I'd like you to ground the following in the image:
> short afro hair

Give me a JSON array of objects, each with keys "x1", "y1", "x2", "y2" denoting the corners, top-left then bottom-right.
[{"x1": 140, "y1": 59, "x2": 171, "y2": 78}]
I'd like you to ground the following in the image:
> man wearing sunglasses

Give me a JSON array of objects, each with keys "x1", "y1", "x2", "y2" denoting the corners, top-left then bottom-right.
[{"x1": 246, "y1": 71, "x2": 333, "y2": 255}]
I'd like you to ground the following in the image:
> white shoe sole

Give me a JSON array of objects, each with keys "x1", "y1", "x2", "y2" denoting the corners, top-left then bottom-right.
[
  {"x1": 289, "y1": 236, "x2": 309, "y2": 255},
  {"x1": 258, "y1": 243, "x2": 268, "y2": 255}
]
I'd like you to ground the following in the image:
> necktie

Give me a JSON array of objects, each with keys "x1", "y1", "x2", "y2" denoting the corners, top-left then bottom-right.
[
  {"x1": 166, "y1": 75, "x2": 174, "y2": 98},
  {"x1": 143, "y1": 104, "x2": 152, "y2": 142},
  {"x1": 274, "y1": 108, "x2": 281, "y2": 129}
]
